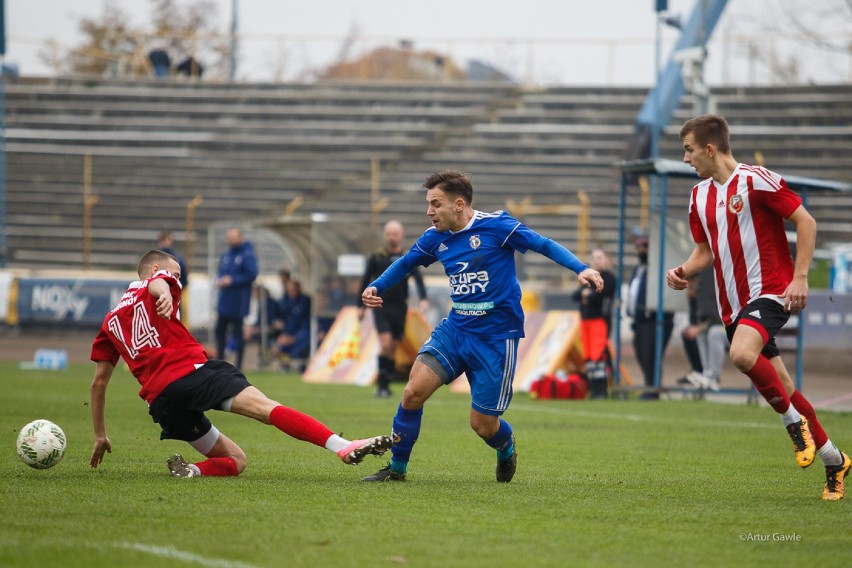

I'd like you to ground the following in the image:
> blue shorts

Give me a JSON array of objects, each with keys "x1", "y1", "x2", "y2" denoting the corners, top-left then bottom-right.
[{"x1": 419, "y1": 319, "x2": 519, "y2": 416}]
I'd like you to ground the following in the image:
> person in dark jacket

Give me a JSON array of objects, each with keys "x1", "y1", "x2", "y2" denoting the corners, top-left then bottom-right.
[
  {"x1": 274, "y1": 279, "x2": 312, "y2": 364},
  {"x1": 359, "y1": 220, "x2": 429, "y2": 398},
  {"x1": 571, "y1": 248, "x2": 616, "y2": 398},
  {"x1": 148, "y1": 48, "x2": 171, "y2": 77},
  {"x1": 626, "y1": 232, "x2": 674, "y2": 400},
  {"x1": 215, "y1": 227, "x2": 258, "y2": 370}
]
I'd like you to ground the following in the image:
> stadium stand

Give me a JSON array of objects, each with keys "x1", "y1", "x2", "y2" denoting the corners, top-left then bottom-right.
[{"x1": 5, "y1": 77, "x2": 852, "y2": 281}]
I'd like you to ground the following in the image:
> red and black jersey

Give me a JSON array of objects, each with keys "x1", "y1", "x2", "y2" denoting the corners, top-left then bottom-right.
[{"x1": 90, "y1": 270, "x2": 208, "y2": 404}]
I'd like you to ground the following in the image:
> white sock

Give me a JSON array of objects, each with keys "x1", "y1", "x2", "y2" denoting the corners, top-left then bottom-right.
[
  {"x1": 324, "y1": 434, "x2": 350, "y2": 453},
  {"x1": 779, "y1": 404, "x2": 801, "y2": 427},
  {"x1": 817, "y1": 442, "x2": 843, "y2": 467},
  {"x1": 189, "y1": 464, "x2": 202, "y2": 477}
]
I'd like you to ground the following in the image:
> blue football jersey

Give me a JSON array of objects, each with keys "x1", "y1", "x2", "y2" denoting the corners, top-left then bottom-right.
[{"x1": 373, "y1": 210, "x2": 546, "y2": 339}]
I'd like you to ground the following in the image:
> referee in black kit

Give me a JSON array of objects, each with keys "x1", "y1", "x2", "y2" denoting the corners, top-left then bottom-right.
[{"x1": 359, "y1": 220, "x2": 429, "y2": 398}]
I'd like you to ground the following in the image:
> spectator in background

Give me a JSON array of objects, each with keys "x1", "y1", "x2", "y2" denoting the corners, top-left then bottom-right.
[
  {"x1": 571, "y1": 248, "x2": 616, "y2": 399},
  {"x1": 343, "y1": 277, "x2": 362, "y2": 306},
  {"x1": 314, "y1": 288, "x2": 336, "y2": 346},
  {"x1": 176, "y1": 56, "x2": 204, "y2": 78},
  {"x1": 626, "y1": 230, "x2": 674, "y2": 400},
  {"x1": 148, "y1": 48, "x2": 171, "y2": 77},
  {"x1": 278, "y1": 269, "x2": 292, "y2": 296},
  {"x1": 215, "y1": 227, "x2": 258, "y2": 370},
  {"x1": 274, "y1": 279, "x2": 312, "y2": 367},
  {"x1": 677, "y1": 273, "x2": 705, "y2": 384},
  {"x1": 242, "y1": 284, "x2": 283, "y2": 363},
  {"x1": 359, "y1": 220, "x2": 429, "y2": 398},
  {"x1": 314, "y1": 276, "x2": 339, "y2": 345},
  {"x1": 156, "y1": 231, "x2": 188, "y2": 289},
  {"x1": 676, "y1": 268, "x2": 726, "y2": 392},
  {"x1": 326, "y1": 275, "x2": 348, "y2": 311}
]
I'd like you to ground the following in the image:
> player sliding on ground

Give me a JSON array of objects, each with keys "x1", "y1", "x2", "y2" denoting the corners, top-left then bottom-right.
[
  {"x1": 361, "y1": 169, "x2": 603, "y2": 483},
  {"x1": 667, "y1": 114, "x2": 849, "y2": 500},
  {"x1": 89, "y1": 249, "x2": 391, "y2": 478}
]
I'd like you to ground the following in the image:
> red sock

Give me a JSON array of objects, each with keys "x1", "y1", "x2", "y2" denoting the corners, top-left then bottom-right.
[
  {"x1": 195, "y1": 457, "x2": 239, "y2": 477},
  {"x1": 790, "y1": 391, "x2": 828, "y2": 448},
  {"x1": 269, "y1": 405, "x2": 333, "y2": 447},
  {"x1": 745, "y1": 355, "x2": 791, "y2": 414}
]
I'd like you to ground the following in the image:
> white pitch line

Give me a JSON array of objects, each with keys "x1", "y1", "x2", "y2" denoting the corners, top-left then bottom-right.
[{"x1": 117, "y1": 542, "x2": 258, "y2": 568}]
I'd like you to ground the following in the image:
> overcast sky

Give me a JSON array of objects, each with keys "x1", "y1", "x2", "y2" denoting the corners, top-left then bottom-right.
[{"x1": 7, "y1": 0, "x2": 852, "y2": 86}]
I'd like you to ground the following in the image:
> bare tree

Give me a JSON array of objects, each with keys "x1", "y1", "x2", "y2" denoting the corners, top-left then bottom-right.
[
  {"x1": 727, "y1": 0, "x2": 852, "y2": 85},
  {"x1": 40, "y1": 0, "x2": 230, "y2": 79},
  {"x1": 40, "y1": 4, "x2": 146, "y2": 77}
]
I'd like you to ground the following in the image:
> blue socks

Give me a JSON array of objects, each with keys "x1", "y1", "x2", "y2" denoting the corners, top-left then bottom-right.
[
  {"x1": 486, "y1": 419, "x2": 514, "y2": 461},
  {"x1": 390, "y1": 404, "x2": 423, "y2": 474},
  {"x1": 389, "y1": 407, "x2": 515, "y2": 473}
]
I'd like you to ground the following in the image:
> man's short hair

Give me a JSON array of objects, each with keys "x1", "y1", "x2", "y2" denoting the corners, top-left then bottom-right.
[
  {"x1": 680, "y1": 114, "x2": 731, "y2": 154},
  {"x1": 138, "y1": 249, "x2": 178, "y2": 278},
  {"x1": 423, "y1": 170, "x2": 473, "y2": 206}
]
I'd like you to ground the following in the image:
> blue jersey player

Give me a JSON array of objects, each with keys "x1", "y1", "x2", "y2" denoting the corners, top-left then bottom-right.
[{"x1": 361, "y1": 170, "x2": 603, "y2": 482}]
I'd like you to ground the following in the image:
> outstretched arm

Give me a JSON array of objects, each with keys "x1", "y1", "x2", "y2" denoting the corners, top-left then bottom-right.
[
  {"x1": 780, "y1": 205, "x2": 816, "y2": 312},
  {"x1": 362, "y1": 253, "x2": 421, "y2": 309},
  {"x1": 526, "y1": 235, "x2": 604, "y2": 292},
  {"x1": 90, "y1": 360, "x2": 115, "y2": 468},
  {"x1": 666, "y1": 242, "x2": 713, "y2": 291}
]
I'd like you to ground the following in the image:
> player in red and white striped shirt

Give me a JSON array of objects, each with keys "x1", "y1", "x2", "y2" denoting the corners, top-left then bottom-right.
[
  {"x1": 666, "y1": 114, "x2": 849, "y2": 501},
  {"x1": 89, "y1": 249, "x2": 391, "y2": 478}
]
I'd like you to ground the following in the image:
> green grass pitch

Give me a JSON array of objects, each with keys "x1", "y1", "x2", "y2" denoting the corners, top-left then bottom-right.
[{"x1": 1, "y1": 361, "x2": 849, "y2": 568}]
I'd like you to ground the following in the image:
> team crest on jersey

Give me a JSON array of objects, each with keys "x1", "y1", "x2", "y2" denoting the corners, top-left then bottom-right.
[
  {"x1": 728, "y1": 195, "x2": 744, "y2": 215},
  {"x1": 469, "y1": 235, "x2": 481, "y2": 250}
]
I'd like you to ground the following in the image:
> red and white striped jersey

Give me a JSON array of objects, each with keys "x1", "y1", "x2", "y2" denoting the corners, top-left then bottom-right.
[
  {"x1": 90, "y1": 270, "x2": 208, "y2": 403},
  {"x1": 688, "y1": 163, "x2": 802, "y2": 326}
]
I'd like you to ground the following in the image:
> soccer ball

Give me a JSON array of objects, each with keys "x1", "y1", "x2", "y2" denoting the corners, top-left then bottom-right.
[{"x1": 16, "y1": 419, "x2": 66, "y2": 469}]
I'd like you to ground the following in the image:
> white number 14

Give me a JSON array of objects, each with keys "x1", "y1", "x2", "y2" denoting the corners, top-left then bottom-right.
[{"x1": 107, "y1": 302, "x2": 162, "y2": 358}]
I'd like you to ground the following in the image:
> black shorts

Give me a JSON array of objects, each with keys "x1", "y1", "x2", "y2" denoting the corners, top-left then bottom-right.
[
  {"x1": 725, "y1": 298, "x2": 789, "y2": 359},
  {"x1": 148, "y1": 359, "x2": 251, "y2": 443},
  {"x1": 373, "y1": 305, "x2": 407, "y2": 341}
]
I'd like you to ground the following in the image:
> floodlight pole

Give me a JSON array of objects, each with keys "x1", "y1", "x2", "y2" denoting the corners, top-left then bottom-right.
[
  {"x1": 651, "y1": 7, "x2": 663, "y2": 160},
  {"x1": 229, "y1": 0, "x2": 238, "y2": 82}
]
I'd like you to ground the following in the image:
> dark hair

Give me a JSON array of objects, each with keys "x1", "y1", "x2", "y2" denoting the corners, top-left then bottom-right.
[
  {"x1": 680, "y1": 114, "x2": 731, "y2": 153},
  {"x1": 137, "y1": 249, "x2": 178, "y2": 278},
  {"x1": 423, "y1": 169, "x2": 473, "y2": 206}
]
